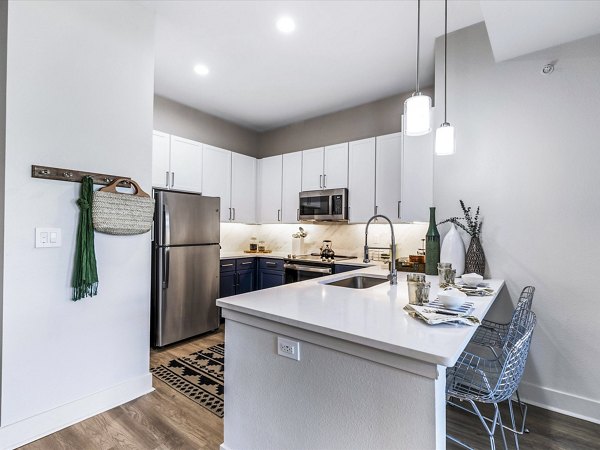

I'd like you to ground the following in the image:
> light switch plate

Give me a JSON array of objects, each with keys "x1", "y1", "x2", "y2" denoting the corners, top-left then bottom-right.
[{"x1": 36, "y1": 227, "x2": 62, "y2": 248}]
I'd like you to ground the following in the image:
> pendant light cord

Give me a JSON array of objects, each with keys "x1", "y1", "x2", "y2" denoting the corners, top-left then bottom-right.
[
  {"x1": 416, "y1": 0, "x2": 421, "y2": 93},
  {"x1": 444, "y1": 0, "x2": 447, "y2": 123}
]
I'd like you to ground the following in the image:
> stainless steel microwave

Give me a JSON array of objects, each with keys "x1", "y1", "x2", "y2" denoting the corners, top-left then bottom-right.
[{"x1": 298, "y1": 188, "x2": 348, "y2": 222}]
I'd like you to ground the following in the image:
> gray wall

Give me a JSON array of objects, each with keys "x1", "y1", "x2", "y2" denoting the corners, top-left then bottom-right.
[
  {"x1": 0, "y1": 0, "x2": 7, "y2": 424},
  {"x1": 433, "y1": 23, "x2": 600, "y2": 422},
  {"x1": 154, "y1": 95, "x2": 260, "y2": 157},
  {"x1": 258, "y1": 88, "x2": 434, "y2": 158}
]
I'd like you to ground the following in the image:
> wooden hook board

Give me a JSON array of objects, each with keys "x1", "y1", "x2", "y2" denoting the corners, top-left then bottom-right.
[{"x1": 31, "y1": 165, "x2": 132, "y2": 187}]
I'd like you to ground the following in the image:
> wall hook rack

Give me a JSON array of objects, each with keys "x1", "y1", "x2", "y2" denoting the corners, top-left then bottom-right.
[{"x1": 31, "y1": 165, "x2": 132, "y2": 187}]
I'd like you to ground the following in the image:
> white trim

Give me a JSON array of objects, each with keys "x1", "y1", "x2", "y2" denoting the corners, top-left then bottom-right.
[
  {"x1": 0, "y1": 373, "x2": 153, "y2": 450},
  {"x1": 518, "y1": 381, "x2": 600, "y2": 425}
]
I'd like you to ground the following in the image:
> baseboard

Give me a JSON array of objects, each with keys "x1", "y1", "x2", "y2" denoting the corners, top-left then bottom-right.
[
  {"x1": 0, "y1": 373, "x2": 154, "y2": 450},
  {"x1": 518, "y1": 381, "x2": 600, "y2": 425},
  {"x1": 220, "y1": 444, "x2": 232, "y2": 450}
]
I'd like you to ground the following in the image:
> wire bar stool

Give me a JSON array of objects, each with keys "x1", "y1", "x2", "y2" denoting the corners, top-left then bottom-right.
[
  {"x1": 468, "y1": 286, "x2": 535, "y2": 435},
  {"x1": 447, "y1": 309, "x2": 537, "y2": 450}
]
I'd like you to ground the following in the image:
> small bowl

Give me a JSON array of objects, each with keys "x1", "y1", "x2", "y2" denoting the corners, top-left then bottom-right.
[
  {"x1": 461, "y1": 273, "x2": 483, "y2": 287},
  {"x1": 438, "y1": 288, "x2": 467, "y2": 308}
]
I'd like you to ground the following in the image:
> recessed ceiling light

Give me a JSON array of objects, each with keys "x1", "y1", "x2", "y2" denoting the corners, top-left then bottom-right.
[
  {"x1": 276, "y1": 16, "x2": 295, "y2": 34},
  {"x1": 194, "y1": 64, "x2": 209, "y2": 76}
]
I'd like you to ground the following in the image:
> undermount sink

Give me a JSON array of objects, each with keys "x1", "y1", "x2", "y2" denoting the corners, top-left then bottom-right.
[{"x1": 323, "y1": 275, "x2": 388, "y2": 289}]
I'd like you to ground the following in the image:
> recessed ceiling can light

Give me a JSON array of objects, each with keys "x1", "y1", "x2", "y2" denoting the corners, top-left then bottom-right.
[
  {"x1": 276, "y1": 16, "x2": 295, "y2": 33},
  {"x1": 194, "y1": 64, "x2": 210, "y2": 76}
]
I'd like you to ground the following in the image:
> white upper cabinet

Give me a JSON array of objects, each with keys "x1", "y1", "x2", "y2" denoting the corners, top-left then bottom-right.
[
  {"x1": 169, "y1": 135, "x2": 203, "y2": 192},
  {"x1": 281, "y1": 151, "x2": 302, "y2": 223},
  {"x1": 257, "y1": 155, "x2": 283, "y2": 224},
  {"x1": 301, "y1": 144, "x2": 348, "y2": 191},
  {"x1": 301, "y1": 147, "x2": 324, "y2": 191},
  {"x1": 152, "y1": 131, "x2": 171, "y2": 189},
  {"x1": 202, "y1": 144, "x2": 232, "y2": 222},
  {"x1": 376, "y1": 133, "x2": 403, "y2": 223},
  {"x1": 231, "y1": 153, "x2": 257, "y2": 224},
  {"x1": 348, "y1": 138, "x2": 376, "y2": 223},
  {"x1": 323, "y1": 143, "x2": 348, "y2": 189},
  {"x1": 402, "y1": 131, "x2": 434, "y2": 222}
]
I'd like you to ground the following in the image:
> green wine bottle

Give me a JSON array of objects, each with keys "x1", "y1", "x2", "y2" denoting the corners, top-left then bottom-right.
[{"x1": 425, "y1": 207, "x2": 440, "y2": 275}]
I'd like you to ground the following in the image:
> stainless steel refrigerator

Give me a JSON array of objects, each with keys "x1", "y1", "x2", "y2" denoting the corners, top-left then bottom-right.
[{"x1": 152, "y1": 189, "x2": 220, "y2": 347}]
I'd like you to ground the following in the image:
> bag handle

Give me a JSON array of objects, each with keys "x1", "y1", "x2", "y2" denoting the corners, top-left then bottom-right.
[{"x1": 99, "y1": 178, "x2": 150, "y2": 198}]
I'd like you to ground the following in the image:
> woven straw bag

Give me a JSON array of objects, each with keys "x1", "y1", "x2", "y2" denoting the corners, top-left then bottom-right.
[{"x1": 92, "y1": 178, "x2": 155, "y2": 235}]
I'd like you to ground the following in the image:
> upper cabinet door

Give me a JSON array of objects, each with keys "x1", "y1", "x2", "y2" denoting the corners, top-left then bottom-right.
[
  {"x1": 169, "y1": 135, "x2": 203, "y2": 193},
  {"x1": 301, "y1": 147, "x2": 324, "y2": 191},
  {"x1": 152, "y1": 130, "x2": 171, "y2": 189},
  {"x1": 257, "y1": 155, "x2": 283, "y2": 224},
  {"x1": 376, "y1": 133, "x2": 403, "y2": 223},
  {"x1": 402, "y1": 131, "x2": 434, "y2": 223},
  {"x1": 231, "y1": 153, "x2": 257, "y2": 224},
  {"x1": 348, "y1": 138, "x2": 375, "y2": 223},
  {"x1": 281, "y1": 151, "x2": 302, "y2": 223},
  {"x1": 323, "y1": 143, "x2": 348, "y2": 189},
  {"x1": 202, "y1": 145, "x2": 232, "y2": 222}
]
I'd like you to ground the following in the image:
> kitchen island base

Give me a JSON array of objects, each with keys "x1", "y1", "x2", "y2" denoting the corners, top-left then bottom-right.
[{"x1": 221, "y1": 311, "x2": 447, "y2": 450}]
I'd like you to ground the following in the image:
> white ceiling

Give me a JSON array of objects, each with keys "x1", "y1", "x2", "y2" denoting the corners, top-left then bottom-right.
[
  {"x1": 140, "y1": 0, "x2": 483, "y2": 131},
  {"x1": 481, "y1": 1, "x2": 600, "y2": 62},
  {"x1": 140, "y1": 0, "x2": 600, "y2": 132}
]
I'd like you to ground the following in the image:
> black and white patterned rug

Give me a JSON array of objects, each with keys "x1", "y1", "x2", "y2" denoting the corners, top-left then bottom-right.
[{"x1": 151, "y1": 343, "x2": 225, "y2": 417}]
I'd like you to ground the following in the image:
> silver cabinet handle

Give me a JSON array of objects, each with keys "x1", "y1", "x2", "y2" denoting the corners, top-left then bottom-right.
[
  {"x1": 397, "y1": 201, "x2": 401, "y2": 219},
  {"x1": 165, "y1": 171, "x2": 169, "y2": 188},
  {"x1": 221, "y1": 263, "x2": 234, "y2": 268},
  {"x1": 297, "y1": 208, "x2": 299, "y2": 221},
  {"x1": 171, "y1": 172, "x2": 175, "y2": 188},
  {"x1": 266, "y1": 262, "x2": 277, "y2": 267},
  {"x1": 229, "y1": 207, "x2": 232, "y2": 221},
  {"x1": 323, "y1": 174, "x2": 327, "y2": 188},
  {"x1": 232, "y1": 207, "x2": 236, "y2": 221},
  {"x1": 277, "y1": 209, "x2": 281, "y2": 222},
  {"x1": 319, "y1": 174, "x2": 322, "y2": 188}
]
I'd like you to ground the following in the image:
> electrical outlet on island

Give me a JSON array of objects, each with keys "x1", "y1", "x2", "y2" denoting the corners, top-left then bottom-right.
[{"x1": 277, "y1": 336, "x2": 300, "y2": 361}]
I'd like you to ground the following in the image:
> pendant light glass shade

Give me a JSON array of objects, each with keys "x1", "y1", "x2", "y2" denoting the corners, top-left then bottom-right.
[
  {"x1": 435, "y1": 122, "x2": 455, "y2": 155},
  {"x1": 404, "y1": 93, "x2": 432, "y2": 136}
]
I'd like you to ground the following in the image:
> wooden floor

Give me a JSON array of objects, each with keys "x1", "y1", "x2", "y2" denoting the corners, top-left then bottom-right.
[{"x1": 21, "y1": 327, "x2": 600, "y2": 450}]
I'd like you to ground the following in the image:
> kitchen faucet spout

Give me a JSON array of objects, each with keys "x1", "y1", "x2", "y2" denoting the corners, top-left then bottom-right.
[{"x1": 364, "y1": 215, "x2": 397, "y2": 285}]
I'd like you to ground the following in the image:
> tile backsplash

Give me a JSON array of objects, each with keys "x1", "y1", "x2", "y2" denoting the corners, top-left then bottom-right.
[{"x1": 221, "y1": 222, "x2": 429, "y2": 258}]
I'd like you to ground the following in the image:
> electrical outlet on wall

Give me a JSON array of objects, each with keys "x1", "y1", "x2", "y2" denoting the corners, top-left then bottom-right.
[{"x1": 277, "y1": 336, "x2": 300, "y2": 361}]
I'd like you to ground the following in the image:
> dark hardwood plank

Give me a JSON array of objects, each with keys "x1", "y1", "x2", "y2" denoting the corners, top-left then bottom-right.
[{"x1": 20, "y1": 325, "x2": 600, "y2": 449}]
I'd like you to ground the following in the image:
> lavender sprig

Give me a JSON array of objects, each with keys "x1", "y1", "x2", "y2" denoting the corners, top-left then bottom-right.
[{"x1": 438, "y1": 200, "x2": 483, "y2": 238}]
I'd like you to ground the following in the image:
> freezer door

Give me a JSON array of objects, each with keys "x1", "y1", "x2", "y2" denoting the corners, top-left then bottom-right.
[
  {"x1": 155, "y1": 190, "x2": 220, "y2": 246},
  {"x1": 153, "y1": 244, "x2": 220, "y2": 347}
]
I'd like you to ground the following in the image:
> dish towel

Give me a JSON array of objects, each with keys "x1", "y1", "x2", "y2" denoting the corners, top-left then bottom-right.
[{"x1": 72, "y1": 176, "x2": 99, "y2": 301}]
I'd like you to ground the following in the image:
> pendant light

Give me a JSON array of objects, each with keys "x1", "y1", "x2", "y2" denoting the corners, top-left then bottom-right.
[
  {"x1": 404, "y1": 0, "x2": 432, "y2": 136},
  {"x1": 435, "y1": 0, "x2": 456, "y2": 155}
]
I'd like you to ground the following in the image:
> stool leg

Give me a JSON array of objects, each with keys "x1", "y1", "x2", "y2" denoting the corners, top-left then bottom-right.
[{"x1": 508, "y1": 398, "x2": 520, "y2": 450}]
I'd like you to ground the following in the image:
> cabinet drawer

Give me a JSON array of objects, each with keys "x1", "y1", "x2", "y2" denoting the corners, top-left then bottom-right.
[
  {"x1": 220, "y1": 260, "x2": 236, "y2": 273},
  {"x1": 236, "y1": 258, "x2": 256, "y2": 271},
  {"x1": 259, "y1": 258, "x2": 284, "y2": 271}
]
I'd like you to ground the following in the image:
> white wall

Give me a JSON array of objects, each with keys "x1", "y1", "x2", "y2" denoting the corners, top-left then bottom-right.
[
  {"x1": 0, "y1": 0, "x2": 154, "y2": 443},
  {"x1": 434, "y1": 23, "x2": 600, "y2": 422}
]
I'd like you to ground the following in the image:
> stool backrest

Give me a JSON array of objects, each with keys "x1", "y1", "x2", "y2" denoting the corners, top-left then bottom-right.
[{"x1": 494, "y1": 309, "x2": 537, "y2": 402}]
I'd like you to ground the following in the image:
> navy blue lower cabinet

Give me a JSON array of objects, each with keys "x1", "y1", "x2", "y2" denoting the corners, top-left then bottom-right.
[
  {"x1": 259, "y1": 269, "x2": 285, "y2": 290},
  {"x1": 258, "y1": 258, "x2": 285, "y2": 290},
  {"x1": 334, "y1": 264, "x2": 360, "y2": 274},
  {"x1": 236, "y1": 269, "x2": 256, "y2": 294}
]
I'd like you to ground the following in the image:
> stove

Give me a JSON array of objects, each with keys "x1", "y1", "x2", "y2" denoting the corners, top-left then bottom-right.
[{"x1": 283, "y1": 254, "x2": 358, "y2": 284}]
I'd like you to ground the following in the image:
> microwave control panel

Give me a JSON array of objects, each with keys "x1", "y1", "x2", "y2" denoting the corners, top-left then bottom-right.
[{"x1": 332, "y1": 195, "x2": 344, "y2": 215}]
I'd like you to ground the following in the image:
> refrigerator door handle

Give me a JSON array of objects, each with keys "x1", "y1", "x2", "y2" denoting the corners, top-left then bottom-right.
[
  {"x1": 163, "y1": 247, "x2": 170, "y2": 289},
  {"x1": 164, "y1": 203, "x2": 171, "y2": 246}
]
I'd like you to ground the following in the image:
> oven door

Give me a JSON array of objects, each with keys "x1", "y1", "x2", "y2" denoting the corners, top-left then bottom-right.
[{"x1": 284, "y1": 263, "x2": 332, "y2": 284}]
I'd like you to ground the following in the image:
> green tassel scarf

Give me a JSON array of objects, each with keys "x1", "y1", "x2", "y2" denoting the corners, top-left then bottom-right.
[{"x1": 72, "y1": 176, "x2": 98, "y2": 300}]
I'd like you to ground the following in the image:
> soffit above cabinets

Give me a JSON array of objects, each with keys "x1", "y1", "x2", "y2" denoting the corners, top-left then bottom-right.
[{"x1": 481, "y1": 0, "x2": 600, "y2": 62}]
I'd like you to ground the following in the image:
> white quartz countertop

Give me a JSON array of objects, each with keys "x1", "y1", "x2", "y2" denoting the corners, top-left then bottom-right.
[{"x1": 217, "y1": 266, "x2": 505, "y2": 367}]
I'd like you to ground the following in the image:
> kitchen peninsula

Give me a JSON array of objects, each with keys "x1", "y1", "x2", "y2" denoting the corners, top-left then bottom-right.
[{"x1": 217, "y1": 266, "x2": 504, "y2": 450}]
